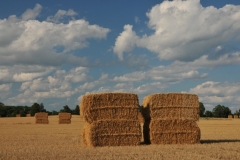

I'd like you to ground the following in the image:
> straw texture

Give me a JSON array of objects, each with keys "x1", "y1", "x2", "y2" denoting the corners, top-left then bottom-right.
[
  {"x1": 80, "y1": 92, "x2": 142, "y2": 147},
  {"x1": 142, "y1": 93, "x2": 200, "y2": 144},
  {"x1": 82, "y1": 120, "x2": 141, "y2": 147},
  {"x1": 142, "y1": 93, "x2": 199, "y2": 121},
  {"x1": 80, "y1": 93, "x2": 139, "y2": 123},
  {"x1": 150, "y1": 119, "x2": 200, "y2": 144},
  {"x1": 58, "y1": 112, "x2": 72, "y2": 124},
  {"x1": 35, "y1": 112, "x2": 49, "y2": 124}
]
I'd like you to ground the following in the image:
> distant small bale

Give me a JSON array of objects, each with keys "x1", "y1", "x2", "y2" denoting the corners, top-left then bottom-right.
[
  {"x1": 58, "y1": 112, "x2": 71, "y2": 124},
  {"x1": 234, "y1": 115, "x2": 238, "y2": 119},
  {"x1": 228, "y1": 115, "x2": 233, "y2": 119},
  {"x1": 26, "y1": 114, "x2": 31, "y2": 117},
  {"x1": 16, "y1": 114, "x2": 20, "y2": 117},
  {"x1": 35, "y1": 112, "x2": 49, "y2": 124}
]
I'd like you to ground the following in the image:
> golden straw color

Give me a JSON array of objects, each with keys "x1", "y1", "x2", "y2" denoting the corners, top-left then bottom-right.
[
  {"x1": 16, "y1": 114, "x2": 20, "y2": 117},
  {"x1": 149, "y1": 119, "x2": 200, "y2": 144},
  {"x1": 82, "y1": 120, "x2": 141, "y2": 147},
  {"x1": 80, "y1": 92, "x2": 139, "y2": 123},
  {"x1": 234, "y1": 115, "x2": 239, "y2": 119},
  {"x1": 80, "y1": 92, "x2": 142, "y2": 147},
  {"x1": 26, "y1": 114, "x2": 31, "y2": 117},
  {"x1": 228, "y1": 115, "x2": 233, "y2": 119},
  {"x1": 58, "y1": 112, "x2": 72, "y2": 124},
  {"x1": 35, "y1": 112, "x2": 49, "y2": 124},
  {"x1": 142, "y1": 93, "x2": 201, "y2": 144}
]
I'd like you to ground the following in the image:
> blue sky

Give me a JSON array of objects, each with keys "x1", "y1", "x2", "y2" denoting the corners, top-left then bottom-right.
[{"x1": 0, "y1": 0, "x2": 240, "y2": 113}]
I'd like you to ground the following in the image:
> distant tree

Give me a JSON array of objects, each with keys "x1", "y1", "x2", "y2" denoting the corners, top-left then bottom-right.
[
  {"x1": 30, "y1": 103, "x2": 43, "y2": 116},
  {"x1": 212, "y1": 104, "x2": 231, "y2": 118},
  {"x1": 234, "y1": 109, "x2": 240, "y2": 116},
  {"x1": 199, "y1": 102, "x2": 205, "y2": 117},
  {"x1": 72, "y1": 105, "x2": 80, "y2": 115},
  {"x1": 60, "y1": 105, "x2": 72, "y2": 113},
  {"x1": 205, "y1": 110, "x2": 213, "y2": 117},
  {"x1": 0, "y1": 102, "x2": 4, "y2": 107},
  {"x1": 0, "y1": 103, "x2": 6, "y2": 117}
]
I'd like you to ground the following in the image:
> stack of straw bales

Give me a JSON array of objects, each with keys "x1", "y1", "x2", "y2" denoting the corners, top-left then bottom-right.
[
  {"x1": 228, "y1": 115, "x2": 233, "y2": 119},
  {"x1": 142, "y1": 93, "x2": 200, "y2": 144},
  {"x1": 81, "y1": 92, "x2": 142, "y2": 147},
  {"x1": 35, "y1": 112, "x2": 49, "y2": 124},
  {"x1": 16, "y1": 114, "x2": 20, "y2": 117},
  {"x1": 234, "y1": 115, "x2": 239, "y2": 119},
  {"x1": 58, "y1": 112, "x2": 71, "y2": 124},
  {"x1": 26, "y1": 114, "x2": 31, "y2": 117}
]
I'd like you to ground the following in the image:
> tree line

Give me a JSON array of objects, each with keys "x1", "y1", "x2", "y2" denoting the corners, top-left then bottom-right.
[
  {"x1": 199, "y1": 102, "x2": 239, "y2": 118},
  {"x1": 0, "y1": 102, "x2": 79, "y2": 117},
  {"x1": 0, "y1": 101, "x2": 237, "y2": 118}
]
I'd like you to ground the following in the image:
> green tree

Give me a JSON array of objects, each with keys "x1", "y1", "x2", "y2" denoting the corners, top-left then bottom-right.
[
  {"x1": 212, "y1": 104, "x2": 231, "y2": 118},
  {"x1": 60, "y1": 105, "x2": 72, "y2": 113},
  {"x1": 72, "y1": 105, "x2": 80, "y2": 115},
  {"x1": 30, "y1": 103, "x2": 42, "y2": 116},
  {"x1": 0, "y1": 103, "x2": 6, "y2": 117},
  {"x1": 199, "y1": 102, "x2": 205, "y2": 117},
  {"x1": 205, "y1": 110, "x2": 213, "y2": 117},
  {"x1": 234, "y1": 109, "x2": 240, "y2": 116}
]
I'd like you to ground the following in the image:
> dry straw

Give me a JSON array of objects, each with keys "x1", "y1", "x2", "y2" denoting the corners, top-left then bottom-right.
[
  {"x1": 82, "y1": 120, "x2": 141, "y2": 147},
  {"x1": 16, "y1": 114, "x2": 20, "y2": 117},
  {"x1": 142, "y1": 93, "x2": 199, "y2": 121},
  {"x1": 80, "y1": 92, "x2": 142, "y2": 147},
  {"x1": 80, "y1": 92, "x2": 139, "y2": 123},
  {"x1": 142, "y1": 93, "x2": 200, "y2": 144},
  {"x1": 228, "y1": 115, "x2": 233, "y2": 119},
  {"x1": 149, "y1": 119, "x2": 200, "y2": 144},
  {"x1": 234, "y1": 115, "x2": 239, "y2": 119},
  {"x1": 58, "y1": 112, "x2": 72, "y2": 124},
  {"x1": 35, "y1": 112, "x2": 49, "y2": 124},
  {"x1": 26, "y1": 114, "x2": 31, "y2": 117}
]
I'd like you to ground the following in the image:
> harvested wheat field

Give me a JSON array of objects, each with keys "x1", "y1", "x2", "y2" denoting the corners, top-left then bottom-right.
[{"x1": 1, "y1": 116, "x2": 240, "y2": 159}]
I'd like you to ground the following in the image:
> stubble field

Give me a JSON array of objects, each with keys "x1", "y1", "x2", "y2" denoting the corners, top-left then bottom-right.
[{"x1": 1, "y1": 116, "x2": 240, "y2": 160}]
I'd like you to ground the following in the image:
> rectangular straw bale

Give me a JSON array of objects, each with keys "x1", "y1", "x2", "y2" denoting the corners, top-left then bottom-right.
[
  {"x1": 82, "y1": 120, "x2": 141, "y2": 147},
  {"x1": 149, "y1": 119, "x2": 200, "y2": 144},
  {"x1": 228, "y1": 115, "x2": 233, "y2": 119},
  {"x1": 26, "y1": 114, "x2": 31, "y2": 117},
  {"x1": 80, "y1": 92, "x2": 139, "y2": 123},
  {"x1": 35, "y1": 112, "x2": 48, "y2": 119},
  {"x1": 16, "y1": 114, "x2": 20, "y2": 117},
  {"x1": 142, "y1": 93, "x2": 199, "y2": 121},
  {"x1": 58, "y1": 119, "x2": 71, "y2": 124},
  {"x1": 35, "y1": 119, "x2": 49, "y2": 124},
  {"x1": 234, "y1": 115, "x2": 239, "y2": 119},
  {"x1": 58, "y1": 112, "x2": 72, "y2": 119},
  {"x1": 35, "y1": 112, "x2": 48, "y2": 124}
]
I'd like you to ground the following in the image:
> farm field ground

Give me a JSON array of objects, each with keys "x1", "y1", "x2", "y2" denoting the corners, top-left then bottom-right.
[{"x1": 1, "y1": 116, "x2": 240, "y2": 160}]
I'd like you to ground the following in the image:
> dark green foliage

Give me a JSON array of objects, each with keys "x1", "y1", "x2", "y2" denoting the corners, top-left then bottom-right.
[
  {"x1": 60, "y1": 105, "x2": 72, "y2": 113},
  {"x1": 212, "y1": 104, "x2": 231, "y2": 118},
  {"x1": 199, "y1": 102, "x2": 205, "y2": 117},
  {"x1": 205, "y1": 110, "x2": 213, "y2": 117},
  {"x1": 72, "y1": 105, "x2": 80, "y2": 115}
]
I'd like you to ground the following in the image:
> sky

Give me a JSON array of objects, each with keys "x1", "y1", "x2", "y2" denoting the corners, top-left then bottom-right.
[{"x1": 0, "y1": 0, "x2": 240, "y2": 113}]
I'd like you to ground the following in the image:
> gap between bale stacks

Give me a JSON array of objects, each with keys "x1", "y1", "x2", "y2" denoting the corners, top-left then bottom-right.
[
  {"x1": 35, "y1": 112, "x2": 49, "y2": 124},
  {"x1": 58, "y1": 112, "x2": 72, "y2": 124},
  {"x1": 142, "y1": 93, "x2": 201, "y2": 144},
  {"x1": 80, "y1": 92, "x2": 142, "y2": 147}
]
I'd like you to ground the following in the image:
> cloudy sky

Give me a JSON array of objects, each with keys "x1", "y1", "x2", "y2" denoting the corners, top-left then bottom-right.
[{"x1": 0, "y1": 0, "x2": 240, "y2": 112}]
